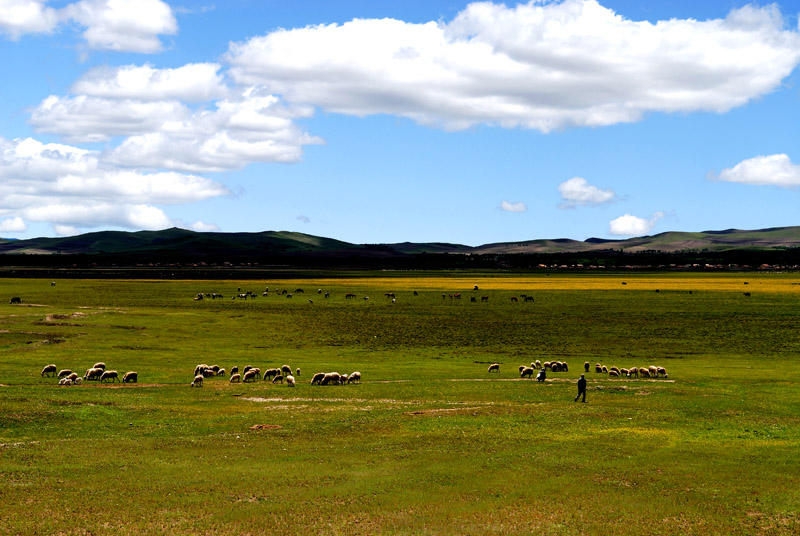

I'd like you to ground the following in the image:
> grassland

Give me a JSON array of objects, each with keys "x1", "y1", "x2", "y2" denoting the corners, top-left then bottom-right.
[{"x1": 1, "y1": 273, "x2": 799, "y2": 535}]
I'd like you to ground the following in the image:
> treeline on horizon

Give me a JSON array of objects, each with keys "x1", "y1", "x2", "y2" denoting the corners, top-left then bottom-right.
[{"x1": 2, "y1": 248, "x2": 800, "y2": 276}]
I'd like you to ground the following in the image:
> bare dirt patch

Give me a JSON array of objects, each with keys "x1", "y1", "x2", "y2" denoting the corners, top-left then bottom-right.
[{"x1": 249, "y1": 424, "x2": 282, "y2": 430}]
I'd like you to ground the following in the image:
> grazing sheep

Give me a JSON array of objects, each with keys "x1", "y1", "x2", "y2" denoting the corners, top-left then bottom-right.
[
  {"x1": 601, "y1": 365, "x2": 608, "y2": 374},
  {"x1": 521, "y1": 367, "x2": 534, "y2": 379},
  {"x1": 286, "y1": 375, "x2": 295, "y2": 387},
  {"x1": 595, "y1": 363, "x2": 602, "y2": 373},
  {"x1": 340, "y1": 373, "x2": 349, "y2": 384},
  {"x1": 609, "y1": 370, "x2": 620, "y2": 378},
  {"x1": 250, "y1": 367, "x2": 261, "y2": 379},
  {"x1": 488, "y1": 363, "x2": 500, "y2": 373},
  {"x1": 92, "y1": 362, "x2": 106, "y2": 371},
  {"x1": 230, "y1": 366, "x2": 239, "y2": 375},
  {"x1": 657, "y1": 366, "x2": 668, "y2": 378},
  {"x1": 243, "y1": 370, "x2": 257, "y2": 383},
  {"x1": 295, "y1": 368, "x2": 301, "y2": 377},
  {"x1": 543, "y1": 361, "x2": 552, "y2": 371},
  {"x1": 122, "y1": 371, "x2": 138, "y2": 383},
  {"x1": 518, "y1": 365, "x2": 526, "y2": 373},
  {"x1": 311, "y1": 373, "x2": 325, "y2": 385},
  {"x1": 264, "y1": 368, "x2": 279, "y2": 380},
  {"x1": 201, "y1": 368, "x2": 216, "y2": 378},
  {"x1": 210, "y1": 365, "x2": 220, "y2": 373},
  {"x1": 191, "y1": 375, "x2": 204, "y2": 387},
  {"x1": 100, "y1": 370, "x2": 119, "y2": 383},
  {"x1": 348, "y1": 371, "x2": 361, "y2": 384},
  {"x1": 639, "y1": 368, "x2": 651, "y2": 378},
  {"x1": 272, "y1": 374, "x2": 284, "y2": 384},
  {"x1": 216, "y1": 368, "x2": 226, "y2": 377},
  {"x1": 66, "y1": 373, "x2": 79, "y2": 382},
  {"x1": 648, "y1": 366, "x2": 658, "y2": 378},
  {"x1": 609, "y1": 367, "x2": 620, "y2": 375},
  {"x1": 73, "y1": 377, "x2": 82, "y2": 385},
  {"x1": 58, "y1": 369, "x2": 73, "y2": 378},
  {"x1": 628, "y1": 368, "x2": 639, "y2": 378},
  {"x1": 281, "y1": 365, "x2": 292, "y2": 376},
  {"x1": 41, "y1": 364, "x2": 57, "y2": 377},
  {"x1": 229, "y1": 373, "x2": 241, "y2": 383},
  {"x1": 620, "y1": 368, "x2": 630, "y2": 377},
  {"x1": 243, "y1": 365, "x2": 253, "y2": 374},
  {"x1": 534, "y1": 360, "x2": 542, "y2": 369},
  {"x1": 194, "y1": 364, "x2": 209, "y2": 376},
  {"x1": 59, "y1": 378, "x2": 73, "y2": 386},
  {"x1": 584, "y1": 361, "x2": 590, "y2": 372},
  {"x1": 562, "y1": 362, "x2": 569, "y2": 372},
  {"x1": 320, "y1": 373, "x2": 340, "y2": 386},
  {"x1": 84, "y1": 367, "x2": 104, "y2": 381}
]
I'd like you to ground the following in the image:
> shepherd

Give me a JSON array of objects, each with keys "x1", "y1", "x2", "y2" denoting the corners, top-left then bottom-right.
[{"x1": 574, "y1": 374, "x2": 587, "y2": 403}]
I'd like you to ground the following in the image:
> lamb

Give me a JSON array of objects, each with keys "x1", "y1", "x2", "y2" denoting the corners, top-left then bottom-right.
[
  {"x1": 311, "y1": 372, "x2": 325, "y2": 385},
  {"x1": 73, "y1": 377, "x2": 82, "y2": 385},
  {"x1": 487, "y1": 363, "x2": 500, "y2": 373},
  {"x1": 41, "y1": 364, "x2": 57, "y2": 377},
  {"x1": 58, "y1": 369, "x2": 73, "y2": 378},
  {"x1": 84, "y1": 367, "x2": 104, "y2": 381},
  {"x1": 229, "y1": 373, "x2": 241, "y2": 383},
  {"x1": 100, "y1": 370, "x2": 119, "y2": 383},
  {"x1": 520, "y1": 367, "x2": 534, "y2": 378},
  {"x1": 243, "y1": 370, "x2": 257, "y2": 383},
  {"x1": 93, "y1": 362, "x2": 106, "y2": 370},
  {"x1": 347, "y1": 372, "x2": 361, "y2": 384},
  {"x1": 191, "y1": 375, "x2": 204, "y2": 387},
  {"x1": 59, "y1": 378, "x2": 73, "y2": 386},
  {"x1": 272, "y1": 374, "x2": 284, "y2": 384},
  {"x1": 122, "y1": 371, "x2": 138, "y2": 383},
  {"x1": 286, "y1": 375, "x2": 295, "y2": 387}
]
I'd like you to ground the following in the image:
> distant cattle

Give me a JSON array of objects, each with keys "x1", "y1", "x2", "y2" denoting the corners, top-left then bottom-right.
[{"x1": 345, "y1": 293, "x2": 356, "y2": 299}]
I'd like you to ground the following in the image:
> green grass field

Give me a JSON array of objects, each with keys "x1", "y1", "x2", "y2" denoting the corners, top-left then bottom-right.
[{"x1": 1, "y1": 274, "x2": 799, "y2": 535}]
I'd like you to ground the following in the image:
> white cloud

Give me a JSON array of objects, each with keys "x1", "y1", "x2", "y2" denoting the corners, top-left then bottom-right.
[
  {"x1": 62, "y1": 0, "x2": 177, "y2": 53},
  {"x1": 0, "y1": 136, "x2": 230, "y2": 232},
  {"x1": 558, "y1": 177, "x2": 616, "y2": 209},
  {"x1": 711, "y1": 154, "x2": 800, "y2": 188},
  {"x1": 500, "y1": 200, "x2": 527, "y2": 213},
  {"x1": 226, "y1": 1, "x2": 800, "y2": 132},
  {"x1": 0, "y1": 216, "x2": 27, "y2": 232},
  {"x1": 0, "y1": 0, "x2": 59, "y2": 39},
  {"x1": 609, "y1": 211, "x2": 664, "y2": 236},
  {"x1": 1, "y1": 0, "x2": 175, "y2": 52},
  {"x1": 186, "y1": 221, "x2": 219, "y2": 232},
  {"x1": 53, "y1": 224, "x2": 79, "y2": 236},
  {"x1": 297, "y1": 215, "x2": 310, "y2": 223},
  {"x1": 71, "y1": 63, "x2": 228, "y2": 101}
]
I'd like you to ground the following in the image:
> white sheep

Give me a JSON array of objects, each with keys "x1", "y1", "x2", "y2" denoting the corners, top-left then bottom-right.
[
  {"x1": 41, "y1": 364, "x2": 57, "y2": 377},
  {"x1": 58, "y1": 369, "x2": 73, "y2": 378},
  {"x1": 100, "y1": 370, "x2": 119, "y2": 383},
  {"x1": 272, "y1": 374, "x2": 284, "y2": 384},
  {"x1": 488, "y1": 363, "x2": 500, "y2": 373},
  {"x1": 93, "y1": 362, "x2": 106, "y2": 370},
  {"x1": 311, "y1": 372, "x2": 325, "y2": 385},
  {"x1": 286, "y1": 375, "x2": 295, "y2": 387},
  {"x1": 73, "y1": 377, "x2": 82, "y2": 385},
  {"x1": 122, "y1": 371, "x2": 138, "y2": 383},
  {"x1": 347, "y1": 372, "x2": 361, "y2": 384},
  {"x1": 191, "y1": 375, "x2": 204, "y2": 387},
  {"x1": 243, "y1": 370, "x2": 257, "y2": 383},
  {"x1": 229, "y1": 373, "x2": 241, "y2": 383},
  {"x1": 84, "y1": 367, "x2": 103, "y2": 381}
]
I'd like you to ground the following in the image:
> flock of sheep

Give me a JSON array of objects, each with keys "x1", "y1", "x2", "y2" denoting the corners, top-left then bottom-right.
[
  {"x1": 587, "y1": 362, "x2": 668, "y2": 379},
  {"x1": 488, "y1": 359, "x2": 668, "y2": 381},
  {"x1": 40, "y1": 362, "x2": 137, "y2": 385},
  {"x1": 191, "y1": 363, "x2": 362, "y2": 388}
]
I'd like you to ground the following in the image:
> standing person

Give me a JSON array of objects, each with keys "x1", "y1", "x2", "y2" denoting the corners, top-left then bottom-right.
[{"x1": 575, "y1": 374, "x2": 587, "y2": 402}]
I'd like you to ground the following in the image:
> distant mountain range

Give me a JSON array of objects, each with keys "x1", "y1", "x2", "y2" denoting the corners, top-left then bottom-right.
[{"x1": 2, "y1": 226, "x2": 800, "y2": 259}]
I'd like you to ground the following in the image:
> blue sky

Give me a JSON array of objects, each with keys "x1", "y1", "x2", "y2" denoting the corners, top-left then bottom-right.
[{"x1": 1, "y1": 0, "x2": 799, "y2": 245}]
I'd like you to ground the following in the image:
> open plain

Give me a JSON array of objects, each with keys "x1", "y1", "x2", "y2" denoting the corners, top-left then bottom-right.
[{"x1": 1, "y1": 273, "x2": 799, "y2": 535}]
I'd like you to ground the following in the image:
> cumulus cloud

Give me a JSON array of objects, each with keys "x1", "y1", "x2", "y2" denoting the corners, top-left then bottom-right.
[
  {"x1": 558, "y1": 177, "x2": 616, "y2": 208},
  {"x1": 609, "y1": 211, "x2": 664, "y2": 236},
  {"x1": 185, "y1": 221, "x2": 219, "y2": 232},
  {"x1": 226, "y1": 0, "x2": 800, "y2": 132},
  {"x1": 0, "y1": 136, "x2": 230, "y2": 232},
  {"x1": 0, "y1": 0, "x2": 59, "y2": 39},
  {"x1": 30, "y1": 84, "x2": 323, "y2": 171},
  {"x1": 711, "y1": 154, "x2": 800, "y2": 188},
  {"x1": 0, "y1": 0, "x2": 176, "y2": 52},
  {"x1": 0, "y1": 216, "x2": 27, "y2": 232},
  {"x1": 500, "y1": 200, "x2": 527, "y2": 213}
]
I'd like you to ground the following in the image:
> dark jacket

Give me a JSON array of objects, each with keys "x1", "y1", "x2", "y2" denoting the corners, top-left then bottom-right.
[{"x1": 577, "y1": 377, "x2": 587, "y2": 391}]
